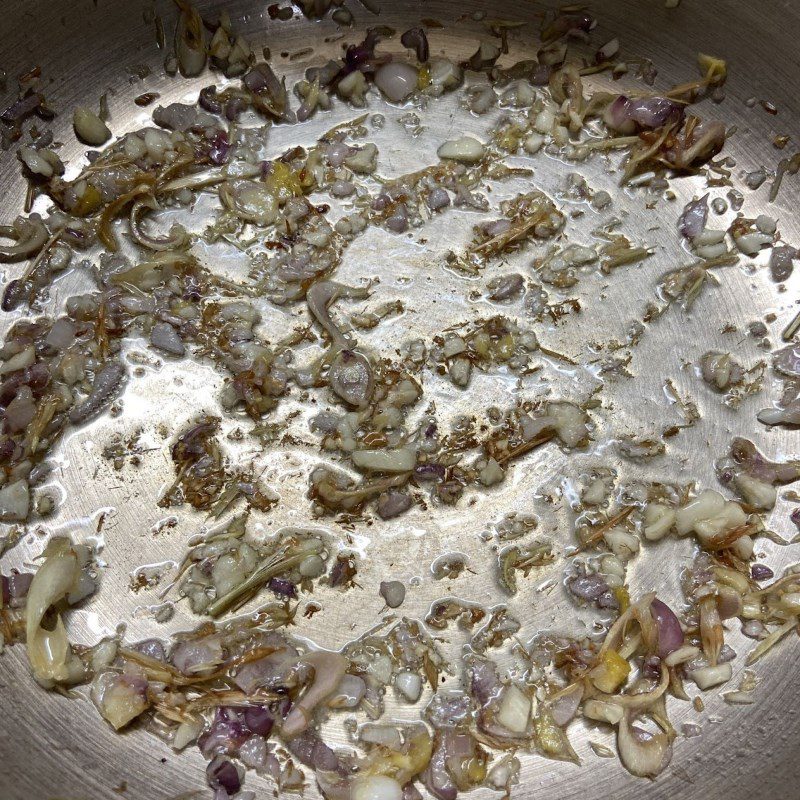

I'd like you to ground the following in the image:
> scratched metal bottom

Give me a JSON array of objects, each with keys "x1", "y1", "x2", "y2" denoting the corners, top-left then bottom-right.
[{"x1": 1, "y1": 1, "x2": 799, "y2": 798}]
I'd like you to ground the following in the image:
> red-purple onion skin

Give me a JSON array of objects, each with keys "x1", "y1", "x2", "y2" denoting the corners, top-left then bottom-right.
[
  {"x1": 326, "y1": 142, "x2": 354, "y2": 167},
  {"x1": 243, "y1": 63, "x2": 289, "y2": 119},
  {"x1": 343, "y1": 29, "x2": 390, "y2": 76},
  {"x1": 208, "y1": 130, "x2": 230, "y2": 165},
  {"x1": 2, "y1": 279, "x2": 29, "y2": 312},
  {"x1": 0, "y1": 363, "x2": 51, "y2": 407},
  {"x1": 425, "y1": 690, "x2": 474, "y2": 728},
  {"x1": 376, "y1": 489, "x2": 412, "y2": 519},
  {"x1": 604, "y1": 96, "x2": 635, "y2": 134},
  {"x1": 598, "y1": 591, "x2": 620, "y2": 610},
  {"x1": 199, "y1": 86, "x2": 223, "y2": 114},
  {"x1": 243, "y1": 66, "x2": 270, "y2": 93},
  {"x1": 171, "y1": 419, "x2": 217, "y2": 461},
  {"x1": 1, "y1": 93, "x2": 43, "y2": 125},
  {"x1": 385, "y1": 205, "x2": 409, "y2": 232},
  {"x1": 5, "y1": 389, "x2": 36, "y2": 432},
  {"x1": 770, "y1": 245, "x2": 796, "y2": 282},
  {"x1": 484, "y1": 218, "x2": 512, "y2": 238},
  {"x1": 403, "y1": 783, "x2": 424, "y2": 800},
  {"x1": 267, "y1": 576, "x2": 297, "y2": 598},
  {"x1": 751, "y1": 563, "x2": 774, "y2": 582},
  {"x1": 715, "y1": 587, "x2": 743, "y2": 620},
  {"x1": 206, "y1": 756, "x2": 241, "y2": 795},
  {"x1": 234, "y1": 649, "x2": 296, "y2": 695},
  {"x1": 567, "y1": 574, "x2": 610, "y2": 602},
  {"x1": 272, "y1": 695, "x2": 292, "y2": 720},
  {"x1": 605, "y1": 95, "x2": 684, "y2": 133},
  {"x1": 651, "y1": 598, "x2": 683, "y2": 658},
  {"x1": 45, "y1": 318, "x2": 77, "y2": 351},
  {"x1": 641, "y1": 655, "x2": 662, "y2": 681},
  {"x1": 328, "y1": 554, "x2": 356, "y2": 588},
  {"x1": 488, "y1": 273, "x2": 524, "y2": 302},
  {"x1": 68, "y1": 362, "x2": 126, "y2": 424},
  {"x1": 243, "y1": 706, "x2": 274, "y2": 737},
  {"x1": 286, "y1": 730, "x2": 340, "y2": 771},
  {"x1": 0, "y1": 438, "x2": 18, "y2": 464},
  {"x1": 120, "y1": 673, "x2": 149, "y2": 696},
  {"x1": 152, "y1": 102, "x2": 217, "y2": 131},
  {"x1": 8, "y1": 571, "x2": 34, "y2": 600},
  {"x1": 668, "y1": 119, "x2": 726, "y2": 169},
  {"x1": 718, "y1": 644, "x2": 737, "y2": 663},
  {"x1": 199, "y1": 708, "x2": 251, "y2": 757},
  {"x1": 759, "y1": 398, "x2": 800, "y2": 427},
  {"x1": 627, "y1": 96, "x2": 684, "y2": 129},
  {"x1": 414, "y1": 463, "x2": 446, "y2": 482},
  {"x1": 401, "y1": 27, "x2": 429, "y2": 62},
  {"x1": 427, "y1": 188, "x2": 450, "y2": 211},
  {"x1": 550, "y1": 686, "x2": 582, "y2": 726},
  {"x1": 225, "y1": 97, "x2": 247, "y2": 120},
  {"x1": 421, "y1": 736, "x2": 458, "y2": 800},
  {"x1": 150, "y1": 322, "x2": 185, "y2": 356},
  {"x1": 729, "y1": 437, "x2": 800, "y2": 484},
  {"x1": 132, "y1": 638, "x2": 167, "y2": 661},
  {"x1": 774, "y1": 343, "x2": 800, "y2": 378},
  {"x1": 678, "y1": 195, "x2": 709, "y2": 239},
  {"x1": 171, "y1": 637, "x2": 223, "y2": 676},
  {"x1": 467, "y1": 657, "x2": 502, "y2": 708}
]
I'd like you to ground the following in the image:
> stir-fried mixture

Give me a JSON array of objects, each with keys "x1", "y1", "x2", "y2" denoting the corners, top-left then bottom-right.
[{"x1": 1, "y1": 4, "x2": 799, "y2": 800}]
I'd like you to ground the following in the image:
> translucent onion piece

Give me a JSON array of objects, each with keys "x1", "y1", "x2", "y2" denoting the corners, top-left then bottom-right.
[
  {"x1": 374, "y1": 62, "x2": 419, "y2": 103},
  {"x1": 617, "y1": 713, "x2": 673, "y2": 778},
  {"x1": 91, "y1": 671, "x2": 149, "y2": 729},
  {"x1": 72, "y1": 107, "x2": 111, "y2": 146},
  {"x1": 351, "y1": 775, "x2": 403, "y2": 800},
  {"x1": 25, "y1": 539, "x2": 81, "y2": 684},
  {"x1": 495, "y1": 684, "x2": 532, "y2": 734},
  {"x1": 699, "y1": 595, "x2": 723, "y2": 666},
  {"x1": 678, "y1": 194, "x2": 709, "y2": 239},
  {"x1": 130, "y1": 198, "x2": 190, "y2": 251},
  {"x1": 533, "y1": 705, "x2": 579, "y2": 763},
  {"x1": 360, "y1": 723, "x2": 433, "y2": 786},
  {"x1": 175, "y1": 2, "x2": 207, "y2": 77},
  {"x1": 219, "y1": 181, "x2": 279, "y2": 226},
  {"x1": 0, "y1": 217, "x2": 49, "y2": 263},
  {"x1": 282, "y1": 650, "x2": 348, "y2": 737},
  {"x1": 307, "y1": 280, "x2": 367, "y2": 348},
  {"x1": 352, "y1": 447, "x2": 416, "y2": 474},
  {"x1": 548, "y1": 682, "x2": 583, "y2": 727},
  {"x1": 243, "y1": 62, "x2": 289, "y2": 120}
]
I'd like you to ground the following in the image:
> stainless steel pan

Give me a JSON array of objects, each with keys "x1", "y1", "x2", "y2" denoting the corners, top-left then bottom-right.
[{"x1": 1, "y1": 1, "x2": 799, "y2": 798}]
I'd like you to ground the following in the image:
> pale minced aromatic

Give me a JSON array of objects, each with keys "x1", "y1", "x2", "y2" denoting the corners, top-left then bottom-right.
[{"x1": 0, "y1": 6, "x2": 798, "y2": 800}]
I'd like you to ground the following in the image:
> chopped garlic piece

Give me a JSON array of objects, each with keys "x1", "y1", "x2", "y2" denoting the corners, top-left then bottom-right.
[
  {"x1": 643, "y1": 503, "x2": 675, "y2": 541},
  {"x1": 438, "y1": 136, "x2": 486, "y2": 163},
  {"x1": 733, "y1": 473, "x2": 777, "y2": 510}
]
